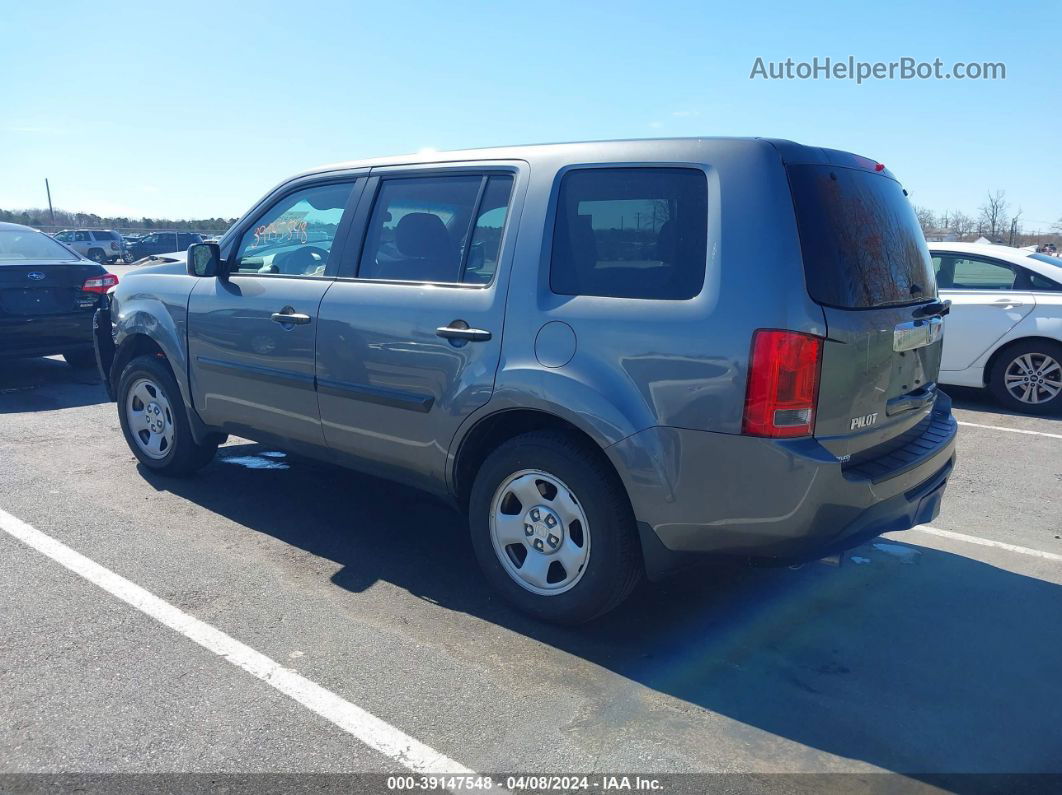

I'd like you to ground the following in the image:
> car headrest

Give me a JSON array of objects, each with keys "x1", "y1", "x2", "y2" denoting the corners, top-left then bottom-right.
[
  {"x1": 655, "y1": 220, "x2": 677, "y2": 262},
  {"x1": 395, "y1": 213, "x2": 452, "y2": 259}
]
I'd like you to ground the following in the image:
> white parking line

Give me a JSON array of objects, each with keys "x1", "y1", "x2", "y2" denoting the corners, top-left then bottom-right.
[
  {"x1": 0, "y1": 507, "x2": 483, "y2": 778},
  {"x1": 912, "y1": 524, "x2": 1062, "y2": 562},
  {"x1": 957, "y1": 421, "x2": 1062, "y2": 440}
]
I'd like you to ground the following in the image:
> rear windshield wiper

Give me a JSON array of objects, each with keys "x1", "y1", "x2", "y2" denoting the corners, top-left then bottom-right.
[{"x1": 912, "y1": 299, "x2": 951, "y2": 319}]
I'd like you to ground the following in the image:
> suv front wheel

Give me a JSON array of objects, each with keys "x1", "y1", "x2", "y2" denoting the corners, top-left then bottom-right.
[
  {"x1": 117, "y1": 355, "x2": 219, "y2": 475},
  {"x1": 469, "y1": 431, "x2": 642, "y2": 624}
]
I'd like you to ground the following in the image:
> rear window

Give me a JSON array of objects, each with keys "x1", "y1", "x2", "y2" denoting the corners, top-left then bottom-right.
[
  {"x1": 0, "y1": 230, "x2": 81, "y2": 261},
  {"x1": 788, "y1": 164, "x2": 935, "y2": 308},
  {"x1": 91, "y1": 231, "x2": 117, "y2": 241},
  {"x1": 550, "y1": 168, "x2": 708, "y2": 300},
  {"x1": 1030, "y1": 253, "x2": 1062, "y2": 268}
]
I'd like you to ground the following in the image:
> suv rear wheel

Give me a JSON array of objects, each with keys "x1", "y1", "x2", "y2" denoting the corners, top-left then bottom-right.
[
  {"x1": 469, "y1": 431, "x2": 642, "y2": 624},
  {"x1": 87, "y1": 248, "x2": 106, "y2": 263},
  {"x1": 117, "y1": 355, "x2": 218, "y2": 475},
  {"x1": 989, "y1": 339, "x2": 1062, "y2": 414}
]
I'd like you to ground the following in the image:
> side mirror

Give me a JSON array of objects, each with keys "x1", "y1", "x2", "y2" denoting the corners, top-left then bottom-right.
[{"x1": 188, "y1": 242, "x2": 223, "y2": 278}]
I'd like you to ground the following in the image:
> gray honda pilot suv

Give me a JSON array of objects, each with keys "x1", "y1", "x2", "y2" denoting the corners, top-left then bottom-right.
[{"x1": 95, "y1": 138, "x2": 957, "y2": 624}]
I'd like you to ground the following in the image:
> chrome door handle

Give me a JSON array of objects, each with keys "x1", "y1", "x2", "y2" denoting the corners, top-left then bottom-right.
[
  {"x1": 271, "y1": 312, "x2": 312, "y2": 325},
  {"x1": 436, "y1": 325, "x2": 492, "y2": 342}
]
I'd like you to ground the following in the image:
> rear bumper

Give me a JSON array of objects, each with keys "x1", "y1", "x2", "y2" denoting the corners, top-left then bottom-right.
[
  {"x1": 0, "y1": 311, "x2": 95, "y2": 358},
  {"x1": 608, "y1": 394, "x2": 957, "y2": 575}
]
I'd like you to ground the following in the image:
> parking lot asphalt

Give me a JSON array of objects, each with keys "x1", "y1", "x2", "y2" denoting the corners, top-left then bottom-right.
[{"x1": 1, "y1": 356, "x2": 1060, "y2": 781}]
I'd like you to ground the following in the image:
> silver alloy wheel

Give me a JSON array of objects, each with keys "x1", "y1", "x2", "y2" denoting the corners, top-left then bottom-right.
[
  {"x1": 1004, "y1": 352, "x2": 1062, "y2": 405},
  {"x1": 489, "y1": 469, "x2": 591, "y2": 596},
  {"x1": 126, "y1": 377, "x2": 175, "y2": 460}
]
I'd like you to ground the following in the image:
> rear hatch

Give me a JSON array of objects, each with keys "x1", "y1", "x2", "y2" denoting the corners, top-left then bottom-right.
[
  {"x1": 0, "y1": 261, "x2": 104, "y2": 317},
  {"x1": 787, "y1": 160, "x2": 946, "y2": 460}
]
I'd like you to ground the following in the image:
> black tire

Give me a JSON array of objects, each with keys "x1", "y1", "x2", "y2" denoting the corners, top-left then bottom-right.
[
  {"x1": 63, "y1": 349, "x2": 97, "y2": 369},
  {"x1": 117, "y1": 355, "x2": 218, "y2": 476},
  {"x1": 988, "y1": 339, "x2": 1062, "y2": 415},
  {"x1": 87, "y1": 248, "x2": 106, "y2": 263},
  {"x1": 468, "y1": 430, "x2": 642, "y2": 624}
]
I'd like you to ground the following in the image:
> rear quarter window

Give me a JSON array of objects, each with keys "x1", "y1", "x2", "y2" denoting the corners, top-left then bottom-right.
[
  {"x1": 549, "y1": 167, "x2": 708, "y2": 300},
  {"x1": 788, "y1": 164, "x2": 935, "y2": 308}
]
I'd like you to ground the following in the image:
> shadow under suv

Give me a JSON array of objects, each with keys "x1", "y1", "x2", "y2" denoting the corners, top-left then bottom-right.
[{"x1": 95, "y1": 138, "x2": 957, "y2": 623}]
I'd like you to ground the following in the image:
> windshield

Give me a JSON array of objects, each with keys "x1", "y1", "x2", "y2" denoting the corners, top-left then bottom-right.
[
  {"x1": 788, "y1": 164, "x2": 936, "y2": 309},
  {"x1": 0, "y1": 229, "x2": 81, "y2": 262}
]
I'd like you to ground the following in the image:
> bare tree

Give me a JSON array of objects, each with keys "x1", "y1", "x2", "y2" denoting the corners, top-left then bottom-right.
[
  {"x1": 978, "y1": 190, "x2": 1009, "y2": 240},
  {"x1": 950, "y1": 211, "x2": 974, "y2": 239},
  {"x1": 914, "y1": 206, "x2": 936, "y2": 236},
  {"x1": 1052, "y1": 216, "x2": 1062, "y2": 233}
]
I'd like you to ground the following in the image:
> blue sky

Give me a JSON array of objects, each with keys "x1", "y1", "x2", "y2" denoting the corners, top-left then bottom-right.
[{"x1": 1, "y1": 0, "x2": 1058, "y2": 231}]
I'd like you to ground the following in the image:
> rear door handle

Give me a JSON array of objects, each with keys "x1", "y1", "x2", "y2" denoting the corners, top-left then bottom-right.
[
  {"x1": 992, "y1": 298, "x2": 1025, "y2": 308},
  {"x1": 271, "y1": 311, "x2": 312, "y2": 325},
  {"x1": 436, "y1": 324, "x2": 492, "y2": 342}
]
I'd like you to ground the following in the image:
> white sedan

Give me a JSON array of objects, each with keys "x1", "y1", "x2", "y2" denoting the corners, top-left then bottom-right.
[{"x1": 929, "y1": 242, "x2": 1062, "y2": 413}]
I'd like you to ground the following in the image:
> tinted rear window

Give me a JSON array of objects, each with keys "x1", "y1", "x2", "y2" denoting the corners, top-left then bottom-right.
[
  {"x1": 1030, "y1": 253, "x2": 1062, "y2": 268},
  {"x1": 91, "y1": 231, "x2": 117, "y2": 241},
  {"x1": 550, "y1": 167, "x2": 708, "y2": 300},
  {"x1": 0, "y1": 230, "x2": 81, "y2": 261},
  {"x1": 788, "y1": 164, "x2": 935, "y2": 308}
]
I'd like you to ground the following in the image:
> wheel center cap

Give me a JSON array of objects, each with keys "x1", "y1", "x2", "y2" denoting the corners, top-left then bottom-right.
[
  {"x1": 146, "y1": 402, "x2": 165, "y2": 433},
  {"x1": 523, "y1": 505, "x2": 563, "y2": 554}
]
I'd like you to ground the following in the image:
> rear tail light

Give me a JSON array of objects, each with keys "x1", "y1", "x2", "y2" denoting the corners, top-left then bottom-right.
[
  {"x1": 82, "y1": 273, "x2": 119, "y2": 293},
  {"x1": 110, "y1": 241, "x2": 119, "y2": 251},
  {"x1": 742, "y1": 329, "x2": 823, "y2": 438}
]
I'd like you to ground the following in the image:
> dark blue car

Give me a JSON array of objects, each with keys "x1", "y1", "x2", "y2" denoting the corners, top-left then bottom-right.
[
  {"x1": 126, "y1": 231, "x2": 203, "y2": 261},
  {"x1": 0, "y1": 222, "x2": 116, "y2": 368}
]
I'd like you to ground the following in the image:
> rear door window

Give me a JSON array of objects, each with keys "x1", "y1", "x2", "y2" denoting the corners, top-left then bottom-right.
[
  {"x1": 1027, "y1": 270, "x2": 1062, "y2": 291},
  {"x1": 463, "y1": 176, "x2": 514, "y2": 284},
  {"x1": 358, "y1": 174, "x2": 513, "y2": 284},
  {"x1": 788, "y1": 164, "x2": 935, "y2": 308},
  {"x1": 549, "y1": 167, "x2": 708, "y2": 300}
]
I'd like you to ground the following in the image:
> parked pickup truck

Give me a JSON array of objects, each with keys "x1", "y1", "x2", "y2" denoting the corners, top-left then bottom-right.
[{"x1": 95, "y1": 138, "x2": 957, "y2": 623}]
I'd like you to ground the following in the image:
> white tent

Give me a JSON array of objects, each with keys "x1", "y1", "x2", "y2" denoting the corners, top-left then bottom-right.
[{"x1": 974, "y1": 236, "x2": 992, "y2": 245}]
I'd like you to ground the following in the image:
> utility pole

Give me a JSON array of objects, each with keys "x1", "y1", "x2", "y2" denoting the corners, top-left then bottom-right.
[{"x1": 45, "y1": 179, "x2": 55, "y2": 225}]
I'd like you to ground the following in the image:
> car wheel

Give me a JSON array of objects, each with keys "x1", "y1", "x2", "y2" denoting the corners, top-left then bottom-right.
[
  {"x1": 63, "y1": 349, "x2": 97, "y2": 369},
  {"x1": 88, "y1": 248, "x2": 106, "y2": 263},
  {"x1": 989, "y1": 340, "x2": 1062, "y2": 414},
  {"x1": 469, "y1": 431, "x2": 642, "y2": 624},
  {"x1": 117, "y1": 355, "x2": 219, "y2": 475}
]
